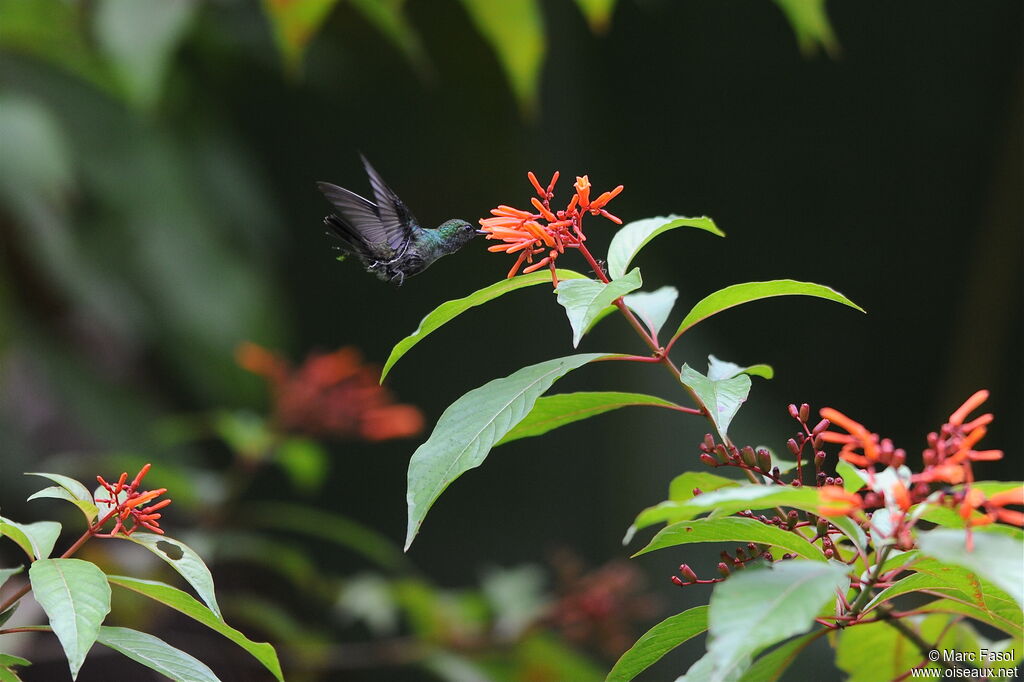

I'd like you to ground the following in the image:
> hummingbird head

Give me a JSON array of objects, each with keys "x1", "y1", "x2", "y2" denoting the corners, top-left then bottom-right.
[{"x1": 436, "y1": 219, "x2": 478, "y2": 250}]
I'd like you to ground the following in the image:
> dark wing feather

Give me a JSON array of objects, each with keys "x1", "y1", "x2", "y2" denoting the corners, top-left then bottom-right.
[
  {"x1": 315, "y1": 181, "x2": 390, "y2": 248},
  {"x1": 359, "y1": 155, "x2": 418, "y2": 251}
]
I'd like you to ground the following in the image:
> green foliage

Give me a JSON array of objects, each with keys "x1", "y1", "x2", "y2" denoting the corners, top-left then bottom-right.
[
  {"x1": 673, "y1": 279, "x2": 864, "y2": 340},
  {"x1": 381, "y1": 269, "x2": 586, "y2": 381},
  {"x1": 917, "y1": 530, "x2": 1024, "y2": 609},
  {"x1": 697, "y1": 561, "x2": 850, "y2": 681},
  {"x1": 679, "y1": 357, "x2": 764, "y2": 438},
  {"x1": 622, "y1": 286, "x2": 678, "y2": 338},
  {"x1": 29, "y1": 559, "x2": 111, "y2": 680},
  {"x1": 606, "y1": 606, "x2": 708, "y2": 682},
  {"x1": 107, "y1": 576, "x2": 284, "y2": 681},
  {"x1": 405, "y1": 353, "x2": 605, "y2": 549},
  {"x1": 116, "y1": 533, "x2": 223, "y2": 618},
  {"x1": 94, "y1": 627, "x2": 219, "y2": 682},
  {"x1": 497, "y1": 391, "x2": 683, "y2": 445},
  {"x1": 0, "y1": 518, "x2": 61, "y2": 561},
  {"x1": 634, "y1": 517, "x2": 827, "y2": 562},
  {"x1": 607, "y1": 216, "x2": 724, "y2": 280},
  {"x1": 556, "y1": 269, "x2": 643, "y2": 346}
]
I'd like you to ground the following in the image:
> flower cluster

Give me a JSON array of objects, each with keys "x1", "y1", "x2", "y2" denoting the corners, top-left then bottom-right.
[
  {"x1": 480, "y1": 171, "x2": 623, "y2": 284},
  {"x1": 237, "y1": 342, "x2": 423, "y2": 441},
  {"x1": 817, "y1": 390, "x2": 1021, "y2": 533},
  {"x1": 93, "y1": 463, "x2": 170, "y2": 536}
]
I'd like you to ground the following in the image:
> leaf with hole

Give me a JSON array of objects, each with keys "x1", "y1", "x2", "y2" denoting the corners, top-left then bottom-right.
[{"x1": 116, "y1": 533, "x2": 221, "y2": 618}]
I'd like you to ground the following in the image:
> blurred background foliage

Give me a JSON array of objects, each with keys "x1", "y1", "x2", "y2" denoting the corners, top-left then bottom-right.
[{"x1": 0, "y1": 0, "x2": 1019, "y2": 679}]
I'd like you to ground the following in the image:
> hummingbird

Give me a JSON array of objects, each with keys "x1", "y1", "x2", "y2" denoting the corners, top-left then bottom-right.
[{"x1": 316, "y1": 156, "x2": 477, "y2": 285}]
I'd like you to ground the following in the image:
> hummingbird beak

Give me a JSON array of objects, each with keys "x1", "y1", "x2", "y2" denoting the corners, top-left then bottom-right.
[{"x1": 476, "y1": 229, "x2": 488, "y2": 235}]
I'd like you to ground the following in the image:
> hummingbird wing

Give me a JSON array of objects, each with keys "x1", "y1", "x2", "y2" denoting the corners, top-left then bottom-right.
[
  {"x1": 359, "y1": 155, "x2": 418, "y2": 251},
  {"x1": 315, "y1": 181, "x2": 393, "y2": 254}
]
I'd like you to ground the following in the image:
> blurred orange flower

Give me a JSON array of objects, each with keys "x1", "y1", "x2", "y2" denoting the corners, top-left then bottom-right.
[{"x1": 237, "y1": 342, "x2": 423, "y2": 441}]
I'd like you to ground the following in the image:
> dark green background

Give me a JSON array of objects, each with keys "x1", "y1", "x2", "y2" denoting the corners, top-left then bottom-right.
[{"x1": 1, "y1": 0, "x2": 1020, "y2": 679}]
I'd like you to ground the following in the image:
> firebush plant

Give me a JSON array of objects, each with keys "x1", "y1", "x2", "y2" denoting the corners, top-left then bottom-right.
[
  {"x1": 386, "y1": 171, "x2": 1024, "y2": 680},
  {"x1": 0, "y1": 465, "x2": 282, "y2": 681}
]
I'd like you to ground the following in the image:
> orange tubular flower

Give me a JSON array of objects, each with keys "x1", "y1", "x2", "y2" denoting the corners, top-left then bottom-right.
[
  {"x1": 94, "y1": 463, "x2": 171, "y2": 537},
  {"x1": 818, "y1": 486, "x2": 864, "y2": 517},
  {"x1": 818, "y1": 407, "x2": 880, "y2": 467},
  {"x1": 479, "y1": 171, "x2": 624, "y2": 285}
]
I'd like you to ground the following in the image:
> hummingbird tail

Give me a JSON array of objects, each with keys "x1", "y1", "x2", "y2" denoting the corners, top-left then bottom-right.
[{"x1": 323, "y1": 215, "x2": 368, "y2": 257}]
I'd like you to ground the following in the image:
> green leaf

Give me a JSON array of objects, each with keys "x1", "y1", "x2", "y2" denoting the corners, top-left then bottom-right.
[
  {"x1": 556, "y1": 269, "x2": 643, "y2": 347},
  {"x1": 457, "y1": 0, "x2": 545, "y2": 114},
  {"x1": 26, "y1": 487, "x2": 99, "y2": 523},
  {"x1": 574, "y1": 0, "x2": 617, "y2": 32},
  {"x1": 26, "y1": 473, "x2": 93, "y2": 505},
  {"x1": 29, "y1": 559, "x2": 111, "y2": 680},
  {"x1": 0, "y1": 602, "x2": 19, "y2": 629},
  {"x1": 773, "y1": 0, "x2": 838, "y2": 57},
  {"x1": 0, "y1": 652, "x2": 30, "y2": 682},
  {"x1": 738, "y1": 631, "x2": 824, "y2": 682},
  {"x1": 607, "y1": 216, "x2": 724, "y2": 280},
  {"x1": 381, "y1": 269, "x2": 586, "y2": 381},
  {"x1": 622, "y1": 286, "x2": 678, "y2": 339},
  {"x1": 634, "y1": 517, "x2": 826, "y2": 562},
  {"x1": 672, "y1": 280, "x2": 864, "y2": 340},
  {"x1": 679, "y1": 364, "x2": 751, "y2": 438},
  {"x1": 116, "y1": 533, "x2": 221, "y2": 618},
  {"x1": 261, "y1": 0, "x2": 340, "y2": 73},
  {"x1": 606, "y1": 605, "x2": 708, "y2": 682},
  {"x1": 669, "y1": 472, "x2": 740, "y2": 501},
  {"x1": 406, "y1": 353, "x2": 605, "y2": 550},
  {"x1": 835, "y1": 460, "x2": 865, "y2": 493},
  {"x1": 0, "y1": 566, "x2": 22, "y2": 591},
  {"x1": 913, "y1": 598, "x2": 1022, "y2": 637},
  {"x1": 706, "y1": 355, "x2": 774, "y2": 380},
  {"x1": 107, "y1": 575, "x2": 283, "y2": 681},
  {"x1": 94, "y1": 0, "x2": 197, "y2": 109},
  {"x1": 0, "y1": 518, "x2": 61, "y2": 560},
  {"x1": 95, "y1": 626, "x2": 219, "y2": 682},
  {"x1": 917, "y1": 530, "x2": 1024, "y2": 608},
  {"x1": 705, "y1": 561, "x2": 849, "y2": 682},
  {"x1": 835, "y1": 620, "x2": 924, "y2": 682},
  {"x1": 497, "y1": 391, "x2": 681, "y2": 445}
]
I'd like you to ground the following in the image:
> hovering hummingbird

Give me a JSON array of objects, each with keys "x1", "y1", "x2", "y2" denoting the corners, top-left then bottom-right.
[{"x1": 316, "y1": 156, "x2": 477, "y2": 285}]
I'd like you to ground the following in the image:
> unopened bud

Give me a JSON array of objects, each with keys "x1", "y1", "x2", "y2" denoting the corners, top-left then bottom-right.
[
  {"x1": 740, "y1": 446, "x2": 757, "y2": 467},
  {"x1": 813, "y1": 435, "x2": 824, "y2": 449},
  {"x1": 735, "y1": 547, "x2": 747, "y2": 561},
  {"x1": 756, "y1": 448, "x2": 772, "y2": 472},
  {"x1": 834, "y1": 477, "x2": 844, "y2": 487},
  {"x1": 700, "y1": 453, "x2": 719, "y2": 468},
  {"x1": 680, "y1": 564, "x2": 698, "y2": 582},
  {"x1": 703, "y1": 433, "x2": 716, "y2": 451},
  {"x1": 791, "y1": 478, "x2": 802, "y2": 487},
  {"x1": 714, "y1": 444, "x2": 730, "y2": 463},
  {"x1": 763, "y1": 552, "x2": 774, "y2": 562},
  {"x1": 720, "y1": 550, "x2": 731, "y2": 563},
  {"x1": 825, "y1": 476, "x2": 835, "y2": 486},
  {"x1": 816, "y1": 517, "x2": 828, "y2": 537},
  {"x1": 787, "y1": 510, "x2": 799, "y2": 529},
  {"x1": 814, "y1": 451, "x2": 826, "y2": 469},
  {"x1": 812, "y1": 419, "x2": 831, "y2": 435},
  {"x1": 671, "y1": 575, "x2": 685, "y2": 586},
  {"x1": 891, "y1": 450, "x2": 906, "y2": 468},
  {"x1": 824, "y1": 548, "x2": 835, "y2": 559},
  {"x1": 717, "y1": 562, "x2": 731, "y2": 577},
  {"x1": 771, "y1": 466, "x2": 781, "y2": 480},
  {"x1": 782, "y1": 553, "x2": 796, "y2": 560},
  {"x1": 799, "y1": 403, "x2": 810, "y2": 422},
  {"x1": 692, "y1": 487, "x2": 703, "y2": 496},
  {"x1": 787, "y1": 438, "x2": 800, "y2": 455},
  {"x1": 788, "y1": 404, "x2": 799, "y2": 419}
]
